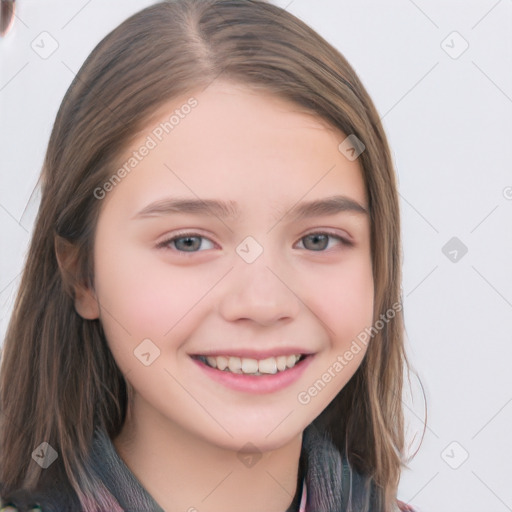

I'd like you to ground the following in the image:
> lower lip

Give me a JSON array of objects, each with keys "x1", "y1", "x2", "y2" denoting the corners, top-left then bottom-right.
[{"x1": 191, "y1": 355, "x2": 314, "y2": 394}]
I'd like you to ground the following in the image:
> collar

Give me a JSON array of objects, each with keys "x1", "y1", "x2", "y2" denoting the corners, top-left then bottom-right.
[
  {"x1": 89, "y1": 426, "x2": 311, "y2": 512},
  {"x1": 89, "y1": 426, "x2": 163, "y2": 511},
  {"x1": 298, "y1": 479, "x2": 307, "y2": 511}
]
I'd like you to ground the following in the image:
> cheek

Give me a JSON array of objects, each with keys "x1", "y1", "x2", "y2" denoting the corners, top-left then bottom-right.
[
  {"x1": 306, "y1": 255, "x2": 374, "y2": 342},
  {"x1": 93, "y1": 245, "x2": 213, "y2": 348}
]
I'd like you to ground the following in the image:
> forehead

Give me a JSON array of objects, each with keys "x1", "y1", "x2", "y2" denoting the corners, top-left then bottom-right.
[{"x1": 101, "y1": 80, "x2": 367, "y2": 218}]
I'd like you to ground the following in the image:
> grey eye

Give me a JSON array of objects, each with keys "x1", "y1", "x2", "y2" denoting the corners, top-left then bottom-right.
[{"x1": 301, "y1": 234, "x2": 330, "y2": 251}]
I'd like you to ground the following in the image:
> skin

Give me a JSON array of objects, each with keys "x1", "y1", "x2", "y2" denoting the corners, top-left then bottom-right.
[{"x1": 75, "y1": 81, "x2": 374, "y2": 512}]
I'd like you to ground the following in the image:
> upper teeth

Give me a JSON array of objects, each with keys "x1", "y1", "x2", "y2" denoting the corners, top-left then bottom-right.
[{"x1": 201, "y1": 354, "x2": 302, "y2": 375}]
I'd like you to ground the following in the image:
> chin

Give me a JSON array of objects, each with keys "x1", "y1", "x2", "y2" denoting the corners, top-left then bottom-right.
[{"x1": 198, "y1": 415, "x2": 306, "y2": 453}]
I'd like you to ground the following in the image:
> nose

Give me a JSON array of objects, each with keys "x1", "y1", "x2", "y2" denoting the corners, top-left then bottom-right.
[{"x1": 217, "y1": 256, "x2": 301, "y2": 326}]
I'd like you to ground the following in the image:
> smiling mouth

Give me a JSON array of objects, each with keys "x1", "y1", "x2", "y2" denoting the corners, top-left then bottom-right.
[{"x1": 192, "y1": 354, "x2": 308, "y2": 376}]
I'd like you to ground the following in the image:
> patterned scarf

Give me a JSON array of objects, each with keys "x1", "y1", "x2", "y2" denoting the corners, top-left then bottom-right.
[{"x1": 1, "y1": 422, "x2": 414, "y2": 511}]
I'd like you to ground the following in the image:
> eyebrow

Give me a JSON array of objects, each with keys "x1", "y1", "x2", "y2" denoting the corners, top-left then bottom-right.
[{"x1": 133, "y1": 195, "x2": 368, "y2": 221}]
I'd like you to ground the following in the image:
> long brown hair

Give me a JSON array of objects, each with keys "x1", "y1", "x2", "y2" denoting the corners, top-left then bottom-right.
[{"x1": 0, "y1": 1, "x2": 409, "y2": 510}]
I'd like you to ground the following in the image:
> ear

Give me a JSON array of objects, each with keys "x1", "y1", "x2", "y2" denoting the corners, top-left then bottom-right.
[
  {"x1": 74, "y1": 284, "x2": 100, "y2": 320},
  {"x1": 55, "y1": 236, "x2": 100, "y2": 320}
]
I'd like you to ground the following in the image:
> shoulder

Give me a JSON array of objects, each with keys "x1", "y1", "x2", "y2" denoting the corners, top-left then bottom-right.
[
  {"x1": 0, "y1": 503, "x2": 42, "y2": 512},
  {"x1": 1, "y1": 485, "x2": 41, "y2": 512},
  {"x1": 0, "y1": 471, "x2": 81, "y2": 512},
  {"x1": 1, "y1": 489, "x2": 45, "y2": 512},
  {"x1": 0, "y1": 489, "x2": 73, "y2": 512}
]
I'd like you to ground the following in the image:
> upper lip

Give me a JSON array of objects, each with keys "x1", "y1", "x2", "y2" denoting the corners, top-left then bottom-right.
[{"x1": 190, "y1": 348, "x2": 313, "y2": 359}]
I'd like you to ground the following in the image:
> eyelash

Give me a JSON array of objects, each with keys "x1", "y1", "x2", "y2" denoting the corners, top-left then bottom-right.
[{"x1": 156, "y1": 230, "x2": 353, "y2": 254}]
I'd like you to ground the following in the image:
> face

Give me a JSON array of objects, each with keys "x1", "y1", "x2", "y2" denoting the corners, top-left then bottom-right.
[{"x1": 85, "y1": 81, "x2": 373, "y2": 452}]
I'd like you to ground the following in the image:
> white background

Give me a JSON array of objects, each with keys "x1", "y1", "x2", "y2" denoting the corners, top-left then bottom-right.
[{"x1": 1, "y1": 1, "x2": 511, "y2": 510}]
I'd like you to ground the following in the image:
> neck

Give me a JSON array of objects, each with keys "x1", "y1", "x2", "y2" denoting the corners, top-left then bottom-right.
[{"x1": 113, "y1": 394, "x2": 303, "y2": 512}]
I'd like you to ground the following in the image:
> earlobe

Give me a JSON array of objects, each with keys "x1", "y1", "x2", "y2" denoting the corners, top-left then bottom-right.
[
  {"x1": 74, "y1": 286, "x2": 100, "y2": 320},
  {"x1": 54, "y1": 236, "x2": 100, "y2": 320}
]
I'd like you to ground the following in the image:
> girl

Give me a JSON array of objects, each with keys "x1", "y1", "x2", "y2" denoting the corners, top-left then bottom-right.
[{"x1": 0, "y1": 1, "x2": 416, "y2": 510}]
